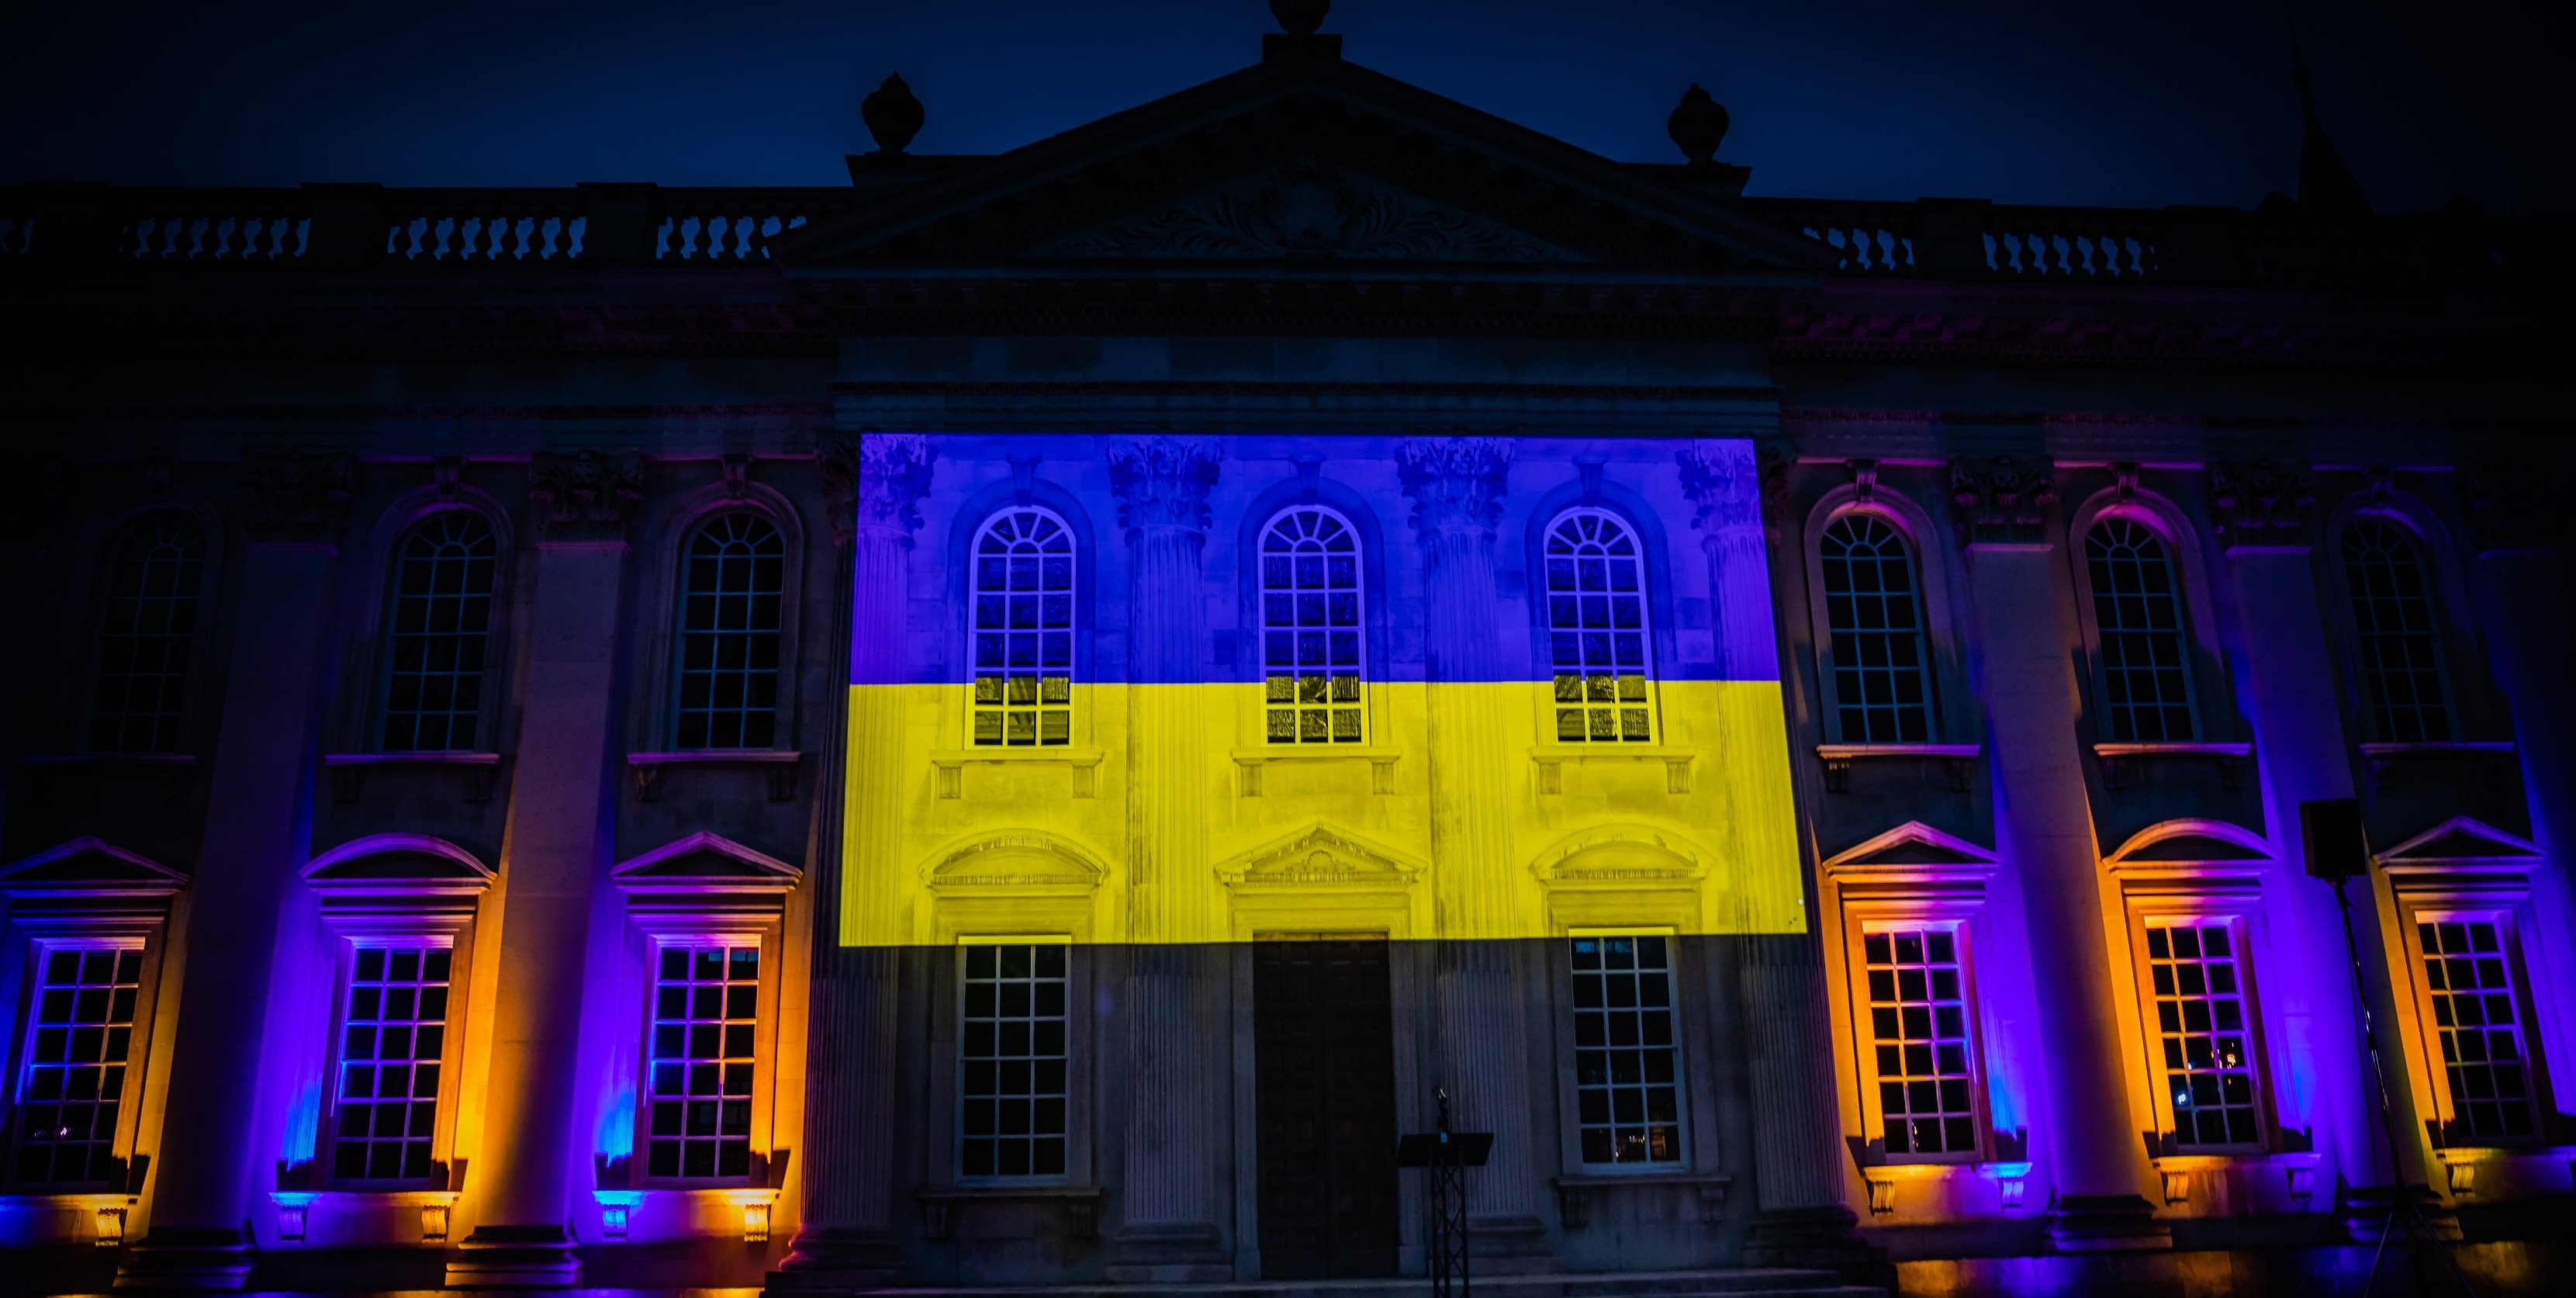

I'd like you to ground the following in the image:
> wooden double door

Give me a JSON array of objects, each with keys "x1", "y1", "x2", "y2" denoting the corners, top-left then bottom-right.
[{"x1": 1253, "y1": 936, "x2": 1400, "y2": 1279}]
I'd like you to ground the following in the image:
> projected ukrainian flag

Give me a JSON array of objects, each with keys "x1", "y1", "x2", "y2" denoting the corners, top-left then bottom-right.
[{"x1": 843, "y1": 432, "x2": 1802, "y2": 947}]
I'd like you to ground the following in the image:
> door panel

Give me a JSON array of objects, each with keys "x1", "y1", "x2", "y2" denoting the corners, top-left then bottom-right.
[{"x1": 1254, "y1": 937, "x2": 1399, "y2": 1279}]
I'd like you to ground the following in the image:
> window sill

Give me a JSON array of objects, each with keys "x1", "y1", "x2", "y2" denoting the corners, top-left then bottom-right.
[
  {"x1": 2092, "y1": 741, "x2": 2252, "y2": 791},
  {"x1": 1529, "y1": 744, "x2": 1695, "y2": 795},
  {"x1": 628, "y1": 749, "x2": 800, "y2": 802},
  {"x1": 324, "y1": 751, "x2": 500, "y2": 805},
  {"x1": 1855, "y1": 1158, "x2": 2036, "y2": 1217},
  {"x1": 2431, "y1": 1144, "x2": 2576, "y2": 1199},
  {"x1": 1816, "y1": 743, "x2": 1981, "y2": 794},
  {"x1": 270, "y1": 1188, "x2": 458, "y2": 1244},
  {"x1": 1229, "y1": 744, "x2": 1401, "y2": 796},
  {"x1": 928, "y1": 746, "x2": 1105, "y2": 799},
  {"x1": 2148, "y1": 1150, "x2": 2321, "y2": 1206},
  {"x1": 1551, "y1": 1171, "x2": 1728, "y2": 1228},
  {"x1": 592, "y1": 1186, "x2": 780, "y2": 1242},
  {"x1": 2359, "y1": 740, "x2": 2516, "y2": 788},
  {"x1": 0, "y1": 1190, "x2": 137, "y2": 1246},
  {"x1": 918, "y1": 1183, "x2": 1101, "y2": 1240},
  {"x1": 19, "y1": 753, "x2": 197, "y2": 766}
]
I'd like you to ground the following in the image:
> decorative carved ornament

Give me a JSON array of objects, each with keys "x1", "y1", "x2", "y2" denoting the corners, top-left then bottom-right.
[
  {"x1": 1675, "y1": 439, "x2": 1765, "y2": 537},
  {"x1": 1395, "y1": 436, "x2": 1513, "y2": 542},
  {"x1": 2208, "y1": 459, "x2": 2315, "y2": 547},
  {"x1": 526, "y1": 449, "x2": 643, "y2": 543},
  {"x1": 1106, "y1": 437, "x2": 1222, "y2": 538},
  {"x1": 2461, "y1": 466, "x2": 2552, "y2": 556},
  {"x1": 242, "y1": 451, "x2": 353, "y2": 545},
  {"x1": 1039, "y1": 165, "x2": 1582, "y2": 265},
  {"x1": 1947, "y1": 455, "x2": 2058, "y2": 547},
  {"x1": 821, "y1": 432, "x2": 935, "y2": 545},
  {"x1": 1215, "y1": 821, "x2": 1425, "y2": 888}
]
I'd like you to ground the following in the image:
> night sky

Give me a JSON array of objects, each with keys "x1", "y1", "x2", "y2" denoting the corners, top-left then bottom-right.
[{"x1": 2, "y1": 0, "x2": 2564, "y2": 213}]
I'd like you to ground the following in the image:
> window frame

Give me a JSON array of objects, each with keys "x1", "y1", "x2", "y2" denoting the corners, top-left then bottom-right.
[
  {"x1": 313, "y1": 920, "x2": 473, "y2": 1190},
  {"x1": 1561, "y1": 926, "x2": 1691, "y2": 1172},
  {"x1": 634, "y1": 931, "x2": 773, "y2": 1186},
  {"x1": 1537, "y1": 505, "x2": 1661, "y2": 746},
  {"x1": 2063, "y1": 484, "x2": 2234, "y2": 752},
  {"x1": 2318, "y1": 497, "x2": 2492, "y2": 747},
  {"x1": 949, "y1": 934, "x2": 1077, "y2": 1185},
  {"x1": 77, "y1": 508, "x2": 216, "y2": 756},
  {"x1": 1848, "y1": 915, "x2": 1991, "y2": 1165},
  {"x1": 631, "y1": 486, "x2": 808, "y2": 759},
  {"x1": 669, "y1": 510, "x2": 793, "y2": 753},
  {"x1": 3, "y1": 935, "x2": 161, "y2": 1191},
  {"x1": 1254, "y1": 504, "x2": 1371, "y2": 746},
  {"x1": 2075, "y1": 512, "x2": 2202, "y2": 744},
  {"x1": 1808, "y1": 507, "x2": 1940, "y2": 746},
  {"x1": 374, "y1": 510, "x2": 504, "y2": 754},
  {"x1": 964, "y1": 504, "x2": 1080, "y2": 750},
  {"x1": 2121, "y1": 907, "x2": 2275, "y2": 1156},
  {"x1": 2391, "y1": 899, "x2": 2554, "y2": 1150}
]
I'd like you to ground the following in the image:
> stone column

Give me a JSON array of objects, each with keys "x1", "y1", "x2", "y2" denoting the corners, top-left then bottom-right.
[
  {"x1": 1948, "y1": 456, "x2": 2163, "y2": 1249},
  {"x1": 770, "y1": 434, "x2": 931, "y2": 1289},
  {"x1": 444, "y1": 452, "x2": 640, "y2": 1286},
  {"x1": 2211, "y1": 463, "x2": 2429, "y2": 1208},
  {"x1": 1104, "y1": 438, "x2": 1232, "y2": 1281},
  {"x1": 1397, "y1": 438, "x2": 1549, "y2": 1257},
  {"x1": 1680, "y1": 440, "x2": 1872, "y2": 1267},
  {"x1": 2465, "y1": 476, "x2": 2576, "y2": 944},
  {"x1": 118, "y1": 455, "x2": 349, "y2": 1290}
]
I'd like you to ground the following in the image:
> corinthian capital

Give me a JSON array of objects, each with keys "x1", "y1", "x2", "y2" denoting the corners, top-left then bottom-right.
[
  {"x1": 1394, "y1": 437, "x2": 1513, "y2": 543},
  {"x1": 1106, "y1": 437, "x2": 1221, "y2": 540},
  {"x1": 241, "y1": 451, "x2": 354, "y2": 545},
  {"x1": 1947, "y1": 455, "x2": 2059, "y2": 548},
  {"x1": 821, "y1": 433, "x2": 935, "y2": 546},
  {"x1": 1675, "y1": 439, "x2": 1769, "y2": 537},
  {"x1": 527, "y1": 450, "x2": 643, "y2": 544}
]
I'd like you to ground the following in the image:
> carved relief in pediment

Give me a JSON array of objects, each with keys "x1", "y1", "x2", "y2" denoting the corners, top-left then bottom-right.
[
  {"x1": 1217, "y1": 822, "x2": 1424, "y2": 889},
  {"x1": 922, "y1": 830, "x2": 1112, "y2": 893},
  {"x1": 1036, "y1": 164, "x2": 1585, "y2": 264}
]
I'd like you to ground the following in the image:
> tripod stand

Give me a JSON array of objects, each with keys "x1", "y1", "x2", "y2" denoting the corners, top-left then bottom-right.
[{"x1": 2305, "y1": 799, "x2": 2481, "y2": 1298}]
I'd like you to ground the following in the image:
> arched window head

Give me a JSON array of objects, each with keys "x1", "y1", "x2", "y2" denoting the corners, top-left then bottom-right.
[
  {"x1": 1259, "y1": 506, "x2": 1365, "y2": 744},
  {"x1": 1820, "y1": 514, "x2": 1932, "y2": 743},
  {"x1": 1543, "y1": 508, "x2": 1655, "y2": 743},
  {"x1": 2084, "y1": 516, "x2": 2197, "y2": 742},
  {"x1": 675, "y1": 513, "x2": 785, "y2": 750},
  {"x1": 970, "y1": 507, "x2": 1073, "y2": 747},
  {"x1": 88, "y1": 512, "x2": 207, "y2": 753},
  {"x1": 382, "y1": 513, "x2": 497, "y2": 752},
  {"x1": 2343, "y1": 519, "x2": 2451, "y2": 742}
]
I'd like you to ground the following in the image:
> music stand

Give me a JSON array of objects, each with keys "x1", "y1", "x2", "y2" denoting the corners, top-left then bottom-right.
[{"x1": 1397, "y1": 1089, "x2": 1492, "y2": 1298}]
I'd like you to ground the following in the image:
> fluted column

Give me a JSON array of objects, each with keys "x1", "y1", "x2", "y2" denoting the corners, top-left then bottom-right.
[
  {"x1": 2211, "y1": 463, "x2": 2425, "y2": 1210},
  {"x1": 772, "y1": 434, "x2": 931, "y2": 1289},
  {"x1": 2465, "y1": 478, "x2": 2576, "y2": 964},
  {"x1": 1397, "y1": 438, "x2": 1548, "y2": 1255},
  {"x1": 1105, "y1": 438, "x2": 1231, "y2": 1281},
  {"x1": 444, "y1": 452, "x2": 640, "y2": 1286},
  {"x1": 1948, "y1": 456, "x2": 2163, "y2": 1249},
  {"x1": 119, "y1": 455, "x2": 349, "y2": 1291}
]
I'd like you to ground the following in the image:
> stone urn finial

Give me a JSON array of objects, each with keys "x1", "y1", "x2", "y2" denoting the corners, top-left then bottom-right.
[
  {"x1": 862, "y1": 74, "x2": 924, "y2": 154},
  {"x1": 1666, "y1": 82, "x2": 1730, "y2": 165},
  {"x1": 1270, "y1": 0, "x2": 1330, "y2": 36}
]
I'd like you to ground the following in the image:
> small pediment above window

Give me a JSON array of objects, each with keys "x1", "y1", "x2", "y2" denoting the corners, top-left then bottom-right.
[
  {"x1": 0, "y1": 836, "x2": 188, "y2": 902},
  {"x1": 1216, "y1": 822, "x2": 1424, "y2": 888},
  {"x1": 1528, "y1": 825, "x2": 1709, "y2": 886},
  {"x1": 2374, "y1": 816, "x2": 2544, "y2": 872},
  {"x1": 1820, "y1": 822, "x2": 2000, "y2": 878},
  {"x1": 2103, "y1": 819, "x2": 2272, "y2": 882},
  {"x1": 920, "y1": 829, "x2": 1109, "y2": 895},
  {"x1": 303, "y1": 833, "x2": 496, "y2": 902},
  {"x1": 612, "y1": 831, "x2": 802, "y2": 901}
]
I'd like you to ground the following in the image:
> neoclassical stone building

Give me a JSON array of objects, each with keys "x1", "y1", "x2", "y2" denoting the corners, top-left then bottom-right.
[{"x1": 2, "y1": 11, "x2": 2571, "y2": 1296}]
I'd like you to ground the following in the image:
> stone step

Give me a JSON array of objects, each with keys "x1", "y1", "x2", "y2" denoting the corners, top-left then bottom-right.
[{"x1": 859, "y1": 1269, "x2": 1884, "y2": 1298}]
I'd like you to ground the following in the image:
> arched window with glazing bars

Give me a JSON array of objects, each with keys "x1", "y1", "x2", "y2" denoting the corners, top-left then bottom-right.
[
  {"x1": 1258, "y1": 506, "x2": 1365, "y2": 744},
  {"x1": 2341, "y1": 519, "x2": 2452, "y2": 742},
  {"x1": 969, "y1": 507, "x2": 1074, "y2": 747},
  {"x1": 673, "y1": 513, "x2": 786, "y2": 750},
  {"x1": 88, "y1": 512, "x2": 207, "y2": 754},
  {"x1": 1818, "y1": 514, "x2": 1933, "y2": 743},
  {"x1": 381, "y1": 513, "x2": 498, "y2": 752},
  {"x1": 2083, "y1": 516, "x2": 2197, "y2": 742},
  {"x1": 1542, "y1": 508, "x2": 1655, "y2": 743}
]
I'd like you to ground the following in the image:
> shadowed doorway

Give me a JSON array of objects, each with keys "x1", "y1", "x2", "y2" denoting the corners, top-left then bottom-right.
[{"x1": 1253, "y1": 935, "x2": 1400, "y2": 1279}]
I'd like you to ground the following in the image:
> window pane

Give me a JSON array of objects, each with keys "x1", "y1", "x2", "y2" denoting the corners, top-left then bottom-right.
[
  {"x1": 673, "y1": 514, "x2": 786, "y2": 752},
  {"x1": 2141, "y1": 921, "x2": 2263, "y2": 1151},
  {"x1": 2343, "y1": 521, "x2": 2453, "y2": 743},
  {"x1": 1543, "y1": 511, "x2": 1655, "y2": 744},
  {"x1": 644, "y1": 942, "x2": 761, "y2": 1180},
  {"x1": 1260, "y1": 507, "x2": 1367, "y2": 745},
  {"x1": 1820, "y1": 515, "x2": 1933, "y2": 743},
  {"x1": 2418, "y1": 918, "x2": 2536, "y2": 1142},
  {"x1": 381, "y1": 514, "x2": 498, "y2": 752},
  {"x1": 2085, "y1": 517, "x2": 2197, "y2": 742},
  {"x1": 959, "y1": 943, "x2": 1070, "y2": 1179},
  {"x1": 1569, "y1": 935, "x2": 1682, "y2": 1165},
  {"x1": 967, "y1": 510, "x2": 1075, "y2": 748},
  {"x1": 330, "y1": 941, "x2": 452, "y2": 1182},
  {"x1": 12, "y1": 944, "x2": 146, "y2": 1186},
  {"x1": 1863, "y1": 926, "x2": 1980, "y2": 1157},
  {"x1": 87, "y1": 514, "x2": 206, "y2": 754}
]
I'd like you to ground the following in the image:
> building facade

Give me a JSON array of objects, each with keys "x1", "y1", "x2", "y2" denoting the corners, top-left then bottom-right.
[{"x1": 2, "y1": 17, "x2": 2571, "y2": 1296}]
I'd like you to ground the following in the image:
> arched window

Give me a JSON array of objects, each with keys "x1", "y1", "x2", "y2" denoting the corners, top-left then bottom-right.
[
  {"x1": 674, "y1": 513, "x2": 785, "y2": 750},
  {"x1": 1258, "y1": 506, "x2": 1364, "y2": 744},
  {"x1": 970, "y1": 507, "x2": 1074, "y2": 747},
  {"x1": 1543, "y1": 508, "x2": 1655, "y2": 744},
  {"x1": 381, "y1": 513, "x2": 497, "y2": 752},
  {"x1": 2084, "y1": 517, "x2": 2197, "y2": 742},
  {"x1": 88, "y1": 513, "x2": 207, "y2": 753},
  {"x1": 1819, "y1": 514, "x2": 1933, "y2": 743},
  {"x1": 2342, "y1": 520, "x2": 2451, "y2": 742}
]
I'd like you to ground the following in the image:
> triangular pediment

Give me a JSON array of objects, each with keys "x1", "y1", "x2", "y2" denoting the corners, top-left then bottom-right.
[
  {"x1": 2374, "y1": 816, "x2": 2543, "y2": 868},
  {"x1": 778, "y1": 54, "x2": 1829, "y2": 275},
  {"x1": 1, "y1": 836, "x2": 187, "y2": 900},
  {"x1": 614, "y1": 832, "x2": 802, "y2": 898},
  {"x1": 1217, "y1": 822, "x2": 1425, "y2": 888},
  {"x1": 1821, "y1": 822, "x2": 2000, "y2": 874}
]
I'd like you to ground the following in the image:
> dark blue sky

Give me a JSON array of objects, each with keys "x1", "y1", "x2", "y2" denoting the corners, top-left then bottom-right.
[{"x1": 2, "y1": 0, "x2": 2564, "y2": 213}]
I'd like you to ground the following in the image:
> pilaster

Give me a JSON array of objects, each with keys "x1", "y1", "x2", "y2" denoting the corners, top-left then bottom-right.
[
  {"x1": 116, "y1": 454, "x2": 349, "y2": 1290},
  {"x1": 1946, "y1": 453, "x2": 2166, "y2": 1250},
  {"x1": 1103, "y1": 438, "x2": 1231, "y2": 1281},
  {"x1": 443, "y1": 453, "x2": 640, "y2": 1286}
]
